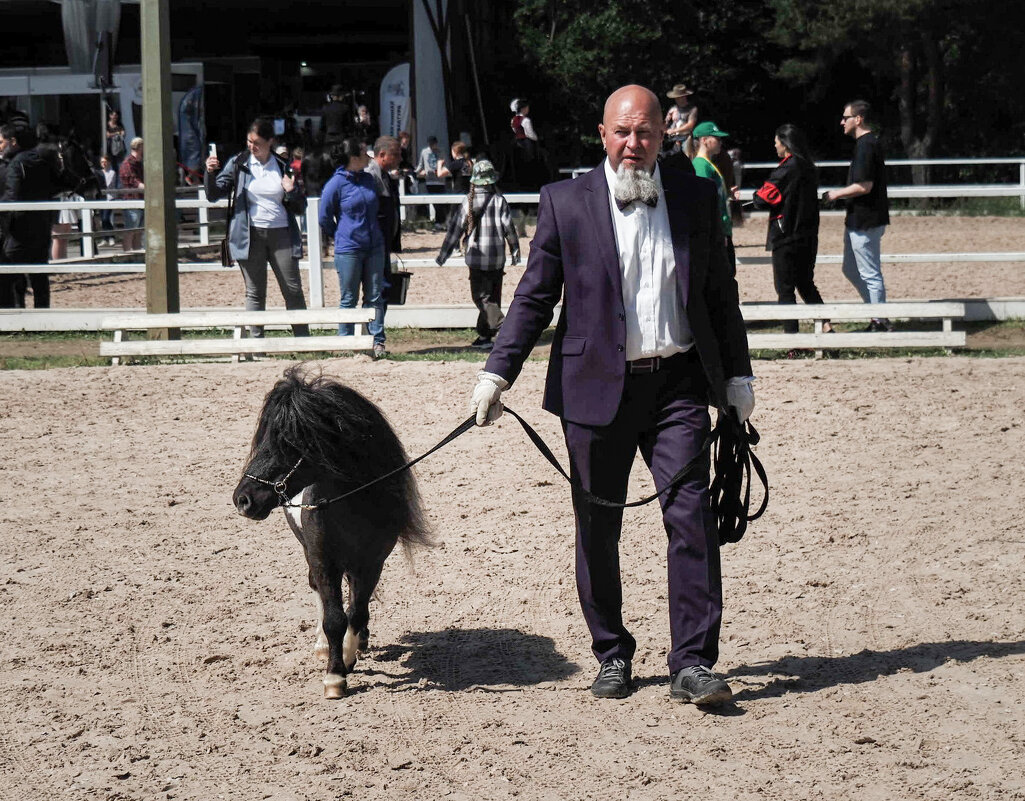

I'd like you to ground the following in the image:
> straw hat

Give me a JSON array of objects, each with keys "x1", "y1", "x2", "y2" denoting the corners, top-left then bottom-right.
[{"x1": 666, "y1": 84, "x2": 694, "y2": 99}]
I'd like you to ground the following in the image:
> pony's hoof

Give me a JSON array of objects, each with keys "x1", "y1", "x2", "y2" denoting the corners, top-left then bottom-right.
[
  {"x1": 314, "y1": 641, "x2": 330, "y2": 664},
  {"x1": 323, "y1": 673, "x2": 347, "y2": 700},
  {"x1": 357, "y1": 629, "x2": 370, "y2": 655}
]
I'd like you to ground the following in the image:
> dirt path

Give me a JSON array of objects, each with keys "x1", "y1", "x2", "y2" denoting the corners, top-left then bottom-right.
[{"x1": 1, "y1": 357, "x2": 1023, "y2": 800}]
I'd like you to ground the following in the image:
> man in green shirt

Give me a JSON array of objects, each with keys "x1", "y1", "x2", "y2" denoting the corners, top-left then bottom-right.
[{"x1": 691, "y1": 121, "x2": 737, "y2": 269}]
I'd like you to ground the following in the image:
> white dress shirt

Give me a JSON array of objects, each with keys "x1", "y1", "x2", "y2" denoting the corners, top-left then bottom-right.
[
  {"x1": 247, "y1": 154, "x2": 289, "y2": 229},
  {"x1": 603, "y1": 158, "x2": 693, "y2": 361}
]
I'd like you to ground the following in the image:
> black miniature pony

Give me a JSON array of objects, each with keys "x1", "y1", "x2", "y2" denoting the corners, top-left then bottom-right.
[
  {"x1": 57, "y1": 137, "x2": 101, "y2": 199},
  {"x1": 233, "y1": 366, "x2": 430, "y2": 698}
]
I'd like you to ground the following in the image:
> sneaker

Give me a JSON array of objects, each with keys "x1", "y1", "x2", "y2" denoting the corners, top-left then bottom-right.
[
  {"x1": 372, "y1": 343, "x2": 387, "y2": 359},
  {"x1": 591, "y1": 657, "x2": 632, "y2": 699},
  {"x1": 864, "y1": 318, "x2": 895, "y2": 333},
  {"x1": 470, "y1": 336, "x2": 493, "y2": 351},
  {"x1": 670, "y1": 665, "x2": 732, "y2": 705}
]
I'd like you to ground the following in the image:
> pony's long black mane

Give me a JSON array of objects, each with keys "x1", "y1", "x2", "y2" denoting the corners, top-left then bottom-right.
[{"x1": 251, "y1": 365, "x2": 430, "y2": 545}]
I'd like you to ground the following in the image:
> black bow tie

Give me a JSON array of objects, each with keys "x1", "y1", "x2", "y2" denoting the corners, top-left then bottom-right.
[{"x1": 615, "y1": 195, "x2": 658, "y2": 211}]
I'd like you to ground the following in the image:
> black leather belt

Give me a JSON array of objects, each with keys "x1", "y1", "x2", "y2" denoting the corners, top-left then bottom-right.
[{"x1": 627, "y1": 352, "x2": 687, "y2": 374}]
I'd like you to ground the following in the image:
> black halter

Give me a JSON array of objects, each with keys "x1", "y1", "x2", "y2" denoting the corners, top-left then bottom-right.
[{"x1": 244, "y1": 457, "x2": 305, "y2": 507}]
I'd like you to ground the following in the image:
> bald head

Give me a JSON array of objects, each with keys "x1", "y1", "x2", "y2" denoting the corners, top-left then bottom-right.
[
  {"x1": 599, "y1": 84, "x2": 664, "y2": 173},
  {"x1": 602, "y1": 85, "x2": 662, "y2": 127}
]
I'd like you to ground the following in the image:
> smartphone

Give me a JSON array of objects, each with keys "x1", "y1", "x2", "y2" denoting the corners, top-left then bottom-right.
[{"x1": 208, "y1": 143, "x2": 217, "y2": 158}]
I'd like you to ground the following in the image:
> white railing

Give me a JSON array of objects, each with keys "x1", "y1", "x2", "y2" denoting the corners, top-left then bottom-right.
[{"x1": 560, "y1": 156, "x2": 1025, "y2": 207}]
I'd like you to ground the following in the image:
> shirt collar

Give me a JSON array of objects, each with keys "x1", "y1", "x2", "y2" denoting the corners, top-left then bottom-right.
[{"x1": 249, "y1": 153, "x2": 276, "y2": 171}]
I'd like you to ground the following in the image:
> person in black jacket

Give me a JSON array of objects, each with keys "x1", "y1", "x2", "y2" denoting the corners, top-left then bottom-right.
[
  {"x1": 752, "y1": 124, "x2": 832, "y2": 334},
  {"x1": 0, "y1": 123, "x2": 60, "y2": 308}
]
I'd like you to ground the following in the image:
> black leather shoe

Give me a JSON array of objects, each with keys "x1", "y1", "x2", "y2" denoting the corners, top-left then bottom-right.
[
  {"x1": 591, "y1": 657, "x2": 632, "y2": 698},
  {"x1": 670, "y1": 665, "x2": 732, "y2": 705}
]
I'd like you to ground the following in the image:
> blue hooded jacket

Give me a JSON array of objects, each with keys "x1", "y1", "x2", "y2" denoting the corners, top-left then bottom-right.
[{"x1": 319, "y1": 166, "x2": 383, "y2": 254}]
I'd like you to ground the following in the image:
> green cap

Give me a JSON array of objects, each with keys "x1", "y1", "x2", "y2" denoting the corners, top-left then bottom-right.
[
  {"x1": 692, "y1": 121, "x2": 729, "y2": 138},
  {"x1": 470, "y1": 159, "x2": 499, "y2": 186}
]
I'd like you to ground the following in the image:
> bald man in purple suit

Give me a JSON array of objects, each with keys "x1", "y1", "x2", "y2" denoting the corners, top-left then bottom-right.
[{"x1": 470, "y1": 85, "x2": 755, "y2": 704}]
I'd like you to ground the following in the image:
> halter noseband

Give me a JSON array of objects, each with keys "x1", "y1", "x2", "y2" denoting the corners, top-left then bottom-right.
[{"x1": 244, "y1": 457, "x2": 304, "y2": 507}]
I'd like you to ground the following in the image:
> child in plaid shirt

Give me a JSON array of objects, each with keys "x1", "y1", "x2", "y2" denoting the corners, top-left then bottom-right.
[{"x1": 436, "y1": 159, "x2": 520, "y2": 350}]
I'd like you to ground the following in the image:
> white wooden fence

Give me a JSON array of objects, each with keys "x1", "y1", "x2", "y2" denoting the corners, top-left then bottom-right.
[
  {"x1": 560, "y1": 156, "x2": 1025, "y2": 207},
  {"x1": 0, "y1": 170, "x2": 1022, "y2": 328}
]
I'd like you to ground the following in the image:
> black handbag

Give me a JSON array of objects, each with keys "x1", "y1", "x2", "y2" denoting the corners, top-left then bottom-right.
[
  {"x1": 220, "y1": 236, "x2": 232, "y2": 267},
  {"x1": 219, "y1": 153, "x2": 244, "y2": 267}
]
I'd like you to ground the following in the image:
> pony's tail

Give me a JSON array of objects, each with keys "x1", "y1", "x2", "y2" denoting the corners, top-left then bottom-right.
[{"x1": 398, "y1": 471, "x2": 433, "y2": 552}]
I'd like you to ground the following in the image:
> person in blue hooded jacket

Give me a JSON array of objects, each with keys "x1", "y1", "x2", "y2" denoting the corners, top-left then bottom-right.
[{"x1": 319, "y1": 137, "x2": 387, "y2": 357}]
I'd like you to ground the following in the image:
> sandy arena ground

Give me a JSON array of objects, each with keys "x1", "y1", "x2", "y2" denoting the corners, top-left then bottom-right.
[
  {"x1": 43, "y1": 215, "x2": 1025, "y2": 310},
  {"x1": 1, "y1": 353, "x2": 1024, "y2": 800}
]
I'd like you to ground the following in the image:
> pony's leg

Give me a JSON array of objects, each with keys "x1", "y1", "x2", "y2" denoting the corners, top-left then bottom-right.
[
  {"x1": 312, "y1": 591, "x2": 330, "y2": 664},
  {"x1": 345, "y1": 575, "x2": 370, "y2": 657},
  {"x1": 343, "y1": 561, "x2": 384, "y2": 672},
  {"x1": 317, "y1": 577, "x2": 350, "y2": 700},
  {"x1": 304, "y1": 565, "x2": 330, "y2": 664}
]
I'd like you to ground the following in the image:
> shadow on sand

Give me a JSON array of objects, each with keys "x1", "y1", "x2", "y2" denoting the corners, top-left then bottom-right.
[
  {"x1": 725, "y1": 639, "x2": 1025, "y2": 701},
  {"x1": 369, "y1": 627, "x2": 580, "y2": 692}
]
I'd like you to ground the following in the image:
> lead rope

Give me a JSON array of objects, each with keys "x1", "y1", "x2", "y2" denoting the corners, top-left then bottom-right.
[{"x1": 279, "y1": 406, "x2": 767, "y2": 543}]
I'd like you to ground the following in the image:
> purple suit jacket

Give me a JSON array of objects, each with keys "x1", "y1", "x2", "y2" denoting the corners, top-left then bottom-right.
[{"x1": 485, "y1": 164, "x2": 752, "y2": 427}]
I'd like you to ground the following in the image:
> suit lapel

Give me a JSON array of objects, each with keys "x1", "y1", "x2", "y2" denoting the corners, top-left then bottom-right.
[
  {"x1": 581, "y1": 166, "x2": 624, "y2": 299},
  {"x1": 662, "y1": 169, "x2": 692, "y2": 310}
]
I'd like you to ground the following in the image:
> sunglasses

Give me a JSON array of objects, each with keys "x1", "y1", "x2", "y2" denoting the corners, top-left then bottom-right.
[{"x1": 841, "y1": 115, "x2": 857, "y2": 121}]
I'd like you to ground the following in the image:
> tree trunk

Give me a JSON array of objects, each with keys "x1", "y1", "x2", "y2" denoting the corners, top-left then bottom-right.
[
  {"x1": 898, "y1": 34, "x2": 944, "y2": 186},
  {"x1": 897, "y1": 44, "x2": 926, "y2": 185}
]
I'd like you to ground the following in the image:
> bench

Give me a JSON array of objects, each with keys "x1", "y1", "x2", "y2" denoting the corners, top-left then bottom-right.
[
  {"x1": 99, "y1": 308, "x2": 377, "y2": 364},
  {"x1": 741, "y1": 301, "x2": 966, "y2": 354},
  {"x1": 378, "y1": 301, "x2": 966, "y2": 351}
]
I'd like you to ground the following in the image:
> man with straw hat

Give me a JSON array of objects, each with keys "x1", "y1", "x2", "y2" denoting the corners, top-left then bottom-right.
[{"x1": 664, "y1": 83, "x2": 698, "y2": 154}]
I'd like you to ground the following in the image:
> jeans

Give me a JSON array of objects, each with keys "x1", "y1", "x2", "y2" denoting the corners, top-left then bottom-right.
[
  {"x1": 468, "y1": 268, "x2": 504, "y2": 338},
  {"x1": 841, "y1": 225, "x2": 886, "y2": 304},
  {"x1": 335, "y1": 246, "x2": 386, "y2": 344},
  {"x1": 123, "y1": 208, "x2": 144, "y2": 230},
  {"x1": 238, "y1": 226, "x2": 309, "y2": 337}
]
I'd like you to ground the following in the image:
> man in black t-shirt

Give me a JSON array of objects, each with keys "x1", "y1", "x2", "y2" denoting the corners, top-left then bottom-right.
[
  {"x1": 320, "y1": 85, "x2": 350, "y2": 147},
  {"x1": 826, "y1": 100, "x2": 892, "y2": 331}
]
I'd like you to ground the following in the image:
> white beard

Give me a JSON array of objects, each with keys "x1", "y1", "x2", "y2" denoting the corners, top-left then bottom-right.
[{"x1": 613, "y1": 162, "x2": 659, "y2": 207}]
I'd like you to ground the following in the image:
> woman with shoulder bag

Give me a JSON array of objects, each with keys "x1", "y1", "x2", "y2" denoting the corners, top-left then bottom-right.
[{"x1": 205, "y1": 117, "x2": 309, "y2": 338}]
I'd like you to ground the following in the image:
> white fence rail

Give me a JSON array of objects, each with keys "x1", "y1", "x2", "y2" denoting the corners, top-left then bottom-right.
[{"x1": 560, "y1": 156, "x2": 1025, "y2": 206}]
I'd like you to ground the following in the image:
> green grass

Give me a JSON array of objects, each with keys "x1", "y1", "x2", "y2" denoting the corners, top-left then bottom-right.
[{"x1": 0, "y1": 355, "x2": 109, "y2": 370}]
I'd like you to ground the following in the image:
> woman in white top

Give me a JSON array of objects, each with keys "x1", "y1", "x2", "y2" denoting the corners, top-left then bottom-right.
[
  {"x1": 205, "y1": 118, "x2": 309, "y2": 337},
  {"x1": 99, "y1": 154, "x2": 118, "y2": 246}
]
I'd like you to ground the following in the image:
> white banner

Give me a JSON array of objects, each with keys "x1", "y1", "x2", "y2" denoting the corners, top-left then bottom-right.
[{"x1": 378, "y1": 62, "x2": 410, "y2": 139}]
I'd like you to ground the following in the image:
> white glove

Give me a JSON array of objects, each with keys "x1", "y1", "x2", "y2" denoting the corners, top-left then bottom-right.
[
  {"x1": 470, "y1": 371, "x2": 509, "y2": 426},
  {"x1": 726, "y1": 378, "x2": 755, "y2": 423}
]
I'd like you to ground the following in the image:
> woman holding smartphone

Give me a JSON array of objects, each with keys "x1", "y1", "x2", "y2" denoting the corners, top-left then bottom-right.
[{"x1": 204, "y1": 118, "x2": 309, "y2": 337}]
